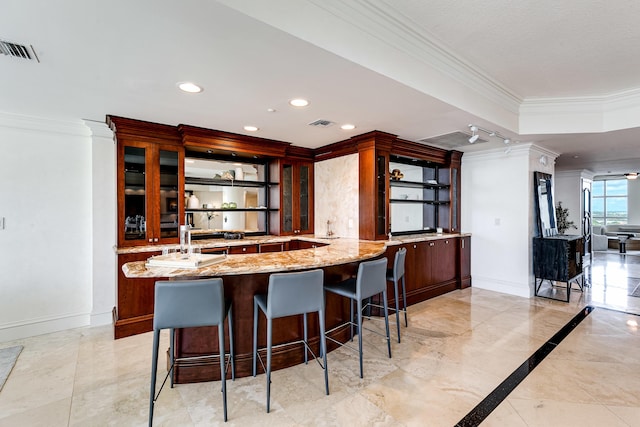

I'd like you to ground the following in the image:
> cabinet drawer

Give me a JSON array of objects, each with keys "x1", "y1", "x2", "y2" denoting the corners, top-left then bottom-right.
[{"x1": 227, "y1": 244, "x2": 259, "y2": 254}]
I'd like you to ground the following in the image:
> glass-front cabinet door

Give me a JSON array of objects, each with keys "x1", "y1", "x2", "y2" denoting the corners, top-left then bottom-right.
[
  {"x1": 280, "y1": 160, "x2": 313, "y2": 235},
  {"x1": 158, "y1": 149, "x2": 180, "y2": 239},
  {"x1": 123, "y1": 145, "x2": 147, "y2": 243},
  {"x1": 118, "y1": 141, "x2": 183, "y2": 247}
]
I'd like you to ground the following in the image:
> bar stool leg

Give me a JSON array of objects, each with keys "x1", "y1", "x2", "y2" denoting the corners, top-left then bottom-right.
[
  {"x1": 393, "y1": 279, "x2": 401, "y2": 343},
  {"x1": 357, "y1": 298, "x2": 364, "y2": 379},
  {"x1": 149, "y1": 330, "x2": 160, "y2": 427},
  {"x1": 218, "y1": 325, "x2": 227, "y2": 422},
  {"x1": 252, "y1": 300, "x2": 258, "y2": 377},
  {"x1": 228, "y1": 305, "x2": 236, "y2": 380},
  {"x1": 303, "y1": 312, "x2": 308, "y2": 364},
  {"x1": 349, "y1": 299, "x2": 354, "y2": 341},
  {"x1": 401, "y1": 276, "x2": 408, "y2": 327},
  {"x1": 382, "y1": 289, "x2": 392, "y2": 358},
  {"x1": 266, "y1": 317, "x2": 273, "y2": 413},
  {"x1": 319, "y1": 308, "x2": 329, "y2": 395},
  {"x1": 169, "y1": 328, "x2": 175, "y2": 387}
]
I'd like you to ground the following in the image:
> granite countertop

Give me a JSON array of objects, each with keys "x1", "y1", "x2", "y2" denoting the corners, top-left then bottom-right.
[
  {"x1": 120, "y1": 233, "x2": 471, "y2": 278},
  {"x1": 116, "y1": 235, "x2": 320, "y2": 255},
  {"x1": 386, "y1": 232, "x2": 470, "y2": 245},
  {"x1": 122, "y1": 237, "x2": 386, "y2": 278}
]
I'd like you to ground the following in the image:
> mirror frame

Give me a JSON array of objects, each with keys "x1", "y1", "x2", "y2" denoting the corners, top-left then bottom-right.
[{"x1": 533, "y1": 171, "x2": 558, "y2": 237}]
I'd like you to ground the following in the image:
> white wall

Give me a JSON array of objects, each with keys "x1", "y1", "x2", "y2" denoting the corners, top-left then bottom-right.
[
  {"x1": 314, "y1": 153, "x2": 359, "y2": 238},
  {"x1": 555, "y1": 170, "x2": 594, "y2": 235},
  {"x1": 0, "y1": 113, "x2": 116, "y2": 341},
  {"x1": 461, "y1": 144, "x2": 557, "y2": 298},
  {"x1": 627, "y1": 178, "x2": 640, "y2": 224}
]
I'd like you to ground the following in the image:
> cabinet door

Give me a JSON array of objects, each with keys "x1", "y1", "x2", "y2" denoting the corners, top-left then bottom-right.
[
  {"x1": 119, "y1": 142, "x2": 152, "y2": 246},
  {"x1": 118, "y1": 141, "x2": 183, "y2": 247},
  {"x1": 155, "y1": 146, "x2": 182, "y2": 242},
  {"x1": 281, "y1": 160, "x2": 313, "y2": 235},
  {"x1": 458, "y1": 236, "x2": 471, "y2": 288},
  {"x1": 408, "y1": 241, "x2": 429, "y2": 291},
  {"x1": 431, "y1": 238, "x2": 456, "y2": 284}
]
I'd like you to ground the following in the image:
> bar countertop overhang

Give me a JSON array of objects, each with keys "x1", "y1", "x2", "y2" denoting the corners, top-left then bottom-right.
[{"x1": 120, "y1": 233, "x2": 469, "y2": 278}]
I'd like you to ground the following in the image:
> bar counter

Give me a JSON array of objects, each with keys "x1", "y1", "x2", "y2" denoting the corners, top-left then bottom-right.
[
  {"x1": 121, "y1": 236, "x2": 387, "y2": 278},
  {"x1": 120, "y1": 233, "x2": 467, "y2": 383}
]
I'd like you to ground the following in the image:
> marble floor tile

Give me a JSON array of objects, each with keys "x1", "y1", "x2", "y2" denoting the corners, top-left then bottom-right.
[{"x1": 1, "y1": 252, "x2": 639, "y2": 426}]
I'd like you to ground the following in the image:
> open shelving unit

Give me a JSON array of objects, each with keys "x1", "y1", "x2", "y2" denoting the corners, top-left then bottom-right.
[{"x1": 389, "y1": 157, "x2": 452, "y2": 235}]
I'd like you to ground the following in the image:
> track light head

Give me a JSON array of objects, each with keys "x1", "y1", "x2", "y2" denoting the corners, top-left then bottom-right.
[{"x1": 468, "y1": 124, "x2": 479, "y2": 143}]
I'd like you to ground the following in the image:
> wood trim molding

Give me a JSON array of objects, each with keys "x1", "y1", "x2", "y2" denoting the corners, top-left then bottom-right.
[
  {"x1": 179, "y1": 124, "x2": 290, "y2": 158},
  {"x1": 107, "y1": 115, "x2": 182, "y2": 145}
]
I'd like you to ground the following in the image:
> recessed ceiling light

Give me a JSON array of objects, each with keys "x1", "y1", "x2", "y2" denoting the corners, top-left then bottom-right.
[
  {"x1": 267, "y1": 108, "x2": 276, "y2": 113},
  {"x1": 341, "y1": 124, "x2": 356, "y2": 130},
  {"x1": 289, "y1": 98, "x2": 309, "y2": 107},
  {"x1": 244, "y1": 125, "x2": 259, "y2": 132},
  {"x1": 177, "y1": 82, "x2": 203, "y2": 93}
]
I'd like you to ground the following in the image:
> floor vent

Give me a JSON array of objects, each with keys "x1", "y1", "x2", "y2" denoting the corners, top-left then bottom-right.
[
  {"x1": 308, "y1": 119, "x2": 335, "y2": 128},
  {"x1": 0, "y1": 39, "x2": 39, "y2": 62},
  {"x1": 418, "y1": 131, "x2": 487, "y2": 149}
]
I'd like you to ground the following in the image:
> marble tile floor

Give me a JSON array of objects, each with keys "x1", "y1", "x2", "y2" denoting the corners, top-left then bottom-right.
[{"x1": 0, "y1": 252, "x2": 639, "y2": 426}]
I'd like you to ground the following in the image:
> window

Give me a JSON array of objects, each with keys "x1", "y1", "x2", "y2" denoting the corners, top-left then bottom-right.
[{"x1": 592, "y1": 179, "x2": 628, "y2": 226}]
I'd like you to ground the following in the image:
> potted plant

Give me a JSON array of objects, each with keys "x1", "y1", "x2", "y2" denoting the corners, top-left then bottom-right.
[{"x1": 556, "y1": 202, "x2": 577, "y2": 235}]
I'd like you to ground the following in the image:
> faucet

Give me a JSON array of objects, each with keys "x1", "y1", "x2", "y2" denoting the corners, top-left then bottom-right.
[{"x1": 326, "y1": 220, "x2": 334, "y2": 238}]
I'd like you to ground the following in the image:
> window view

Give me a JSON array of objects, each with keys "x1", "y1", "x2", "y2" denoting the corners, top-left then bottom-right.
[{"x1": 592, "y1": 179, "x2": 628, "y2": 226}]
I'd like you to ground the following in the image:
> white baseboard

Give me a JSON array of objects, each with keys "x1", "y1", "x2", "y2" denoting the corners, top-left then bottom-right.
[
  {"x1": 90, "y1": 310, "x2": 114, "y2": 327},
  {"x1": 0, "y1": 313, "x2": 90, "y2": 343},
  {"x1": 472, "y1": 276, "x2": 533, "y2": 298}
]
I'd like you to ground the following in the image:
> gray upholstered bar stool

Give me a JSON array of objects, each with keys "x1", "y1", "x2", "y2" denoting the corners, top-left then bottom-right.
[
  {"x1": 387, "y1": 247, "x2": 408, "y2": 342},
  {"x1": 149, "y1": 278, "x2": 235, "y2": 425},
  {"x1": 252, "y1": 269, "x2": 329, "y2": 413},
  {"x1": 324, "y1": 257, "x2": 391, "y2": 378}
]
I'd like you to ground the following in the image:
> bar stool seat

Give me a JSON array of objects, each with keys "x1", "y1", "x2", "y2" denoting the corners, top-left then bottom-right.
[
  {"x1": 324, "y1": 257, "x2": 391, "y2": 378},
  {"x1": 253, "y1": 269, "x2": 329, "y2": 413},
  {"x1": 149, "y1": 278, "x2": 235, "y2": 425}
]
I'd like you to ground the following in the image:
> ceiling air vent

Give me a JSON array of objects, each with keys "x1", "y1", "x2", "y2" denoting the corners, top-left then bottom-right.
[
  {"x1": 308, "y1": 119, "x2": 335, "y2": 128},
  {"x1": 0, "y1": 39, "x2": 39, "y2": 62},
  {"x1": 418, "y1": 131, "x2": 487, "y2": 149}
]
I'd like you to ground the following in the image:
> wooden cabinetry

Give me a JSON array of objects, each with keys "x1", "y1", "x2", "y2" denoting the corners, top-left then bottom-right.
[
  {"x1": 348, "y1": 131, "x2": 461, "y2": 240},
  {"x1": 279, "y1": 159, "x2": 314, "y2": 235},
  {"x1": 385, "y1": 237, "x2": 459, "y2": 306},
  {"x1": 227, "y1": 244, "x2": 259, "y2": 254},
  {"x1": 458, "y1": 236, "x2": 471, "y2": 289},
  {"x1": 114, "y1": 251, "x2": 162, "y2": 339},
  {"x1": 110, "y1": 116, "x2": 184, "y2": 247},
  {"x1": 389, "y1": 155, "x2": 461, "y2": 234}
]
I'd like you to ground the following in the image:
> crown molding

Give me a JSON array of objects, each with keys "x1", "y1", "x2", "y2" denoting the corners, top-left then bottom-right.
[
  {"x1": 0, "y1": 111, "x2": 92, "y2": 137},
  {"x1": 520, "y1": 87, "x2": 640, "y2": 134},
  {"x1": 307, "y1": 0, "x2": 522, "y2": 113}
]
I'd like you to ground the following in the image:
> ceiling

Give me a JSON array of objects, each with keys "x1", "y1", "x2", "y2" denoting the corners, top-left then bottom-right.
[{"x1": 2, "y1": 0, "x2": 639, "y2": 175}]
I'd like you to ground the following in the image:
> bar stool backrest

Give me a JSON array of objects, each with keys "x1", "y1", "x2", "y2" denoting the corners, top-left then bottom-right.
[
  {"x1": 267, "y1": 269, "x2": 324, "y2": 318},
  {"x1": 154, "y1": 279, "x2": 225, "y2": 330},
  {"x1": 394, "y1": 248, "x2": 406, "y2": 282},
  {"x1": 356, "y1": 258, "x2": 388, "y2": 300}
]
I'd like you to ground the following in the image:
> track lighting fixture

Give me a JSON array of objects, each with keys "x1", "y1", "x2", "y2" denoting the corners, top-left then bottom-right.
[
  {"x1": 467, "y1": 124, "x2": 513, "y2": 145},
  {"x1": 468, "y1": 125, "x2": 479, "y2": 143}
]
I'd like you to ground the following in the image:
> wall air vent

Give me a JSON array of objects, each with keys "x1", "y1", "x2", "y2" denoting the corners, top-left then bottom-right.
[
  {"x1": 418, "y1": 131, "x2": 487, "y2": 149},
  {"x1": 0, "y1": 39, "x2": 39, "y2": 62},
  {"x1": 308, "y1": 119, "x2": 335, "y2": 128}
]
